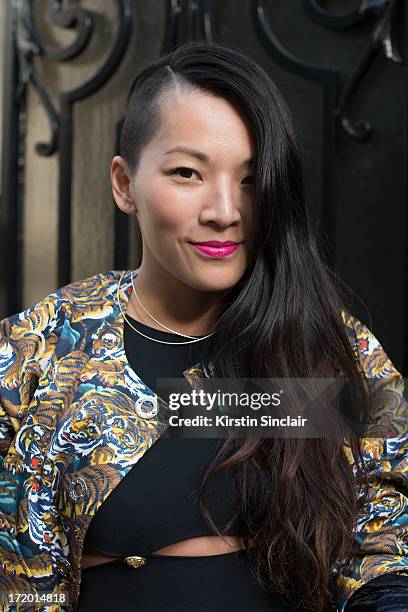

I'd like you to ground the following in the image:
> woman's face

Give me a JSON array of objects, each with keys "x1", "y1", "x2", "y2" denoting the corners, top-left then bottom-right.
[{"x1": 112, "y1": 86, "x2": 255, "y2": 294}]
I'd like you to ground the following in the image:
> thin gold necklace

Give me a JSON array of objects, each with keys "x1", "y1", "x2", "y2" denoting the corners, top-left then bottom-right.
[{"x1": 116, "y1": 270, "x2": 218, "y2": 346}]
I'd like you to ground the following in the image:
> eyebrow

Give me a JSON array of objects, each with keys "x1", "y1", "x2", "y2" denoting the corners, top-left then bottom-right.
[{"x1": 163, "y1": 146, "x2": 253, "y2": 167}]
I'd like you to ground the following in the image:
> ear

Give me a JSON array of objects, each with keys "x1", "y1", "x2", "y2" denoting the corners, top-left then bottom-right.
[{"x1": 111, "y1": 156, "x2": 137, "y2": 215}]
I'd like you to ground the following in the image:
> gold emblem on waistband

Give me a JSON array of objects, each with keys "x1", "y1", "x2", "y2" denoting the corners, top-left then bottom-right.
[{"x1": 124, "y1": 555, "x2": 147, "y2": 568}]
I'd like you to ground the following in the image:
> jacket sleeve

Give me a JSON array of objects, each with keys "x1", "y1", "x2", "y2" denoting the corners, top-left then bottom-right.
[
  {"x1": 335, "y1": 313, "x2": 408, "y2": 611},
  {"x1": 0, "y1": 293, "x2": 61, "y2": 457},
  {"x1": 0, "y1": 291, "x2": 70, "y2": 609}
]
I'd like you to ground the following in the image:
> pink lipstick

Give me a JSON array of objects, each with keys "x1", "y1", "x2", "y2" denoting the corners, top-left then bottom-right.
[{"x1": 190, "y1": 241, "x2": 240, "y2": 259}]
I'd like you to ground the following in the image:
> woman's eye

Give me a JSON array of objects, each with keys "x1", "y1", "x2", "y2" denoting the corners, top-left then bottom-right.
[
  {"x1": 170, "y1": 167, "x2": 200, "y2": 180},
  {"x1": 242, "y1": 175, "x2": 254, "y2": 186}
]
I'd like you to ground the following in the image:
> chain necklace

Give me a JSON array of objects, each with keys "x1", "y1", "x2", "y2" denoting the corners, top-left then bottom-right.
[{"x1": 116, "y1": 270, "x2": 218, "y2": 346}]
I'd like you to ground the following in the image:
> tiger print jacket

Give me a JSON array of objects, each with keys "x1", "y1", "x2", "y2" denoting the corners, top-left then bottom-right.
[{"x1": 0, "y1": 269, "x2": 407, "y2": 611}]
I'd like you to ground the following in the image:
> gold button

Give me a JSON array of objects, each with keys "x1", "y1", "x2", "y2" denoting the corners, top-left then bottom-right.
[{"x1": 124, "y1": 555, "x2": 146, "y2": 569}]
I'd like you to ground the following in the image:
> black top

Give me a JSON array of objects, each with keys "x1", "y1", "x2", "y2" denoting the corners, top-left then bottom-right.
[{"x1": 83, "y1": 314, "x2": 239, "y2": 557}]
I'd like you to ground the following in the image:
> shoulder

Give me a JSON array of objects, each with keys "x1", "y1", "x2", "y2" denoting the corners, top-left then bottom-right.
[
  {"x1": 54, "y1": 269, "x2": 127, "y2": 319},
  {"x1": 0, "y1": 270, "x2": 128, "y2": 356},
  {"x1": 57, "y1": 269, "x2": 125, "y2": 305}
]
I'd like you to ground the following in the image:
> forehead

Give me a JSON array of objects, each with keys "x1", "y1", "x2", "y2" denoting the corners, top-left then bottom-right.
[{"x1": 147, "y1": 87, "x2": 255, "y2": 157}]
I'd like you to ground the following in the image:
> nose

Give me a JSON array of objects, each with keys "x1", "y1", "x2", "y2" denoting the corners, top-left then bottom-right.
[{"x1": 199, "y1": 178, "x2": 241, "y2": 228}]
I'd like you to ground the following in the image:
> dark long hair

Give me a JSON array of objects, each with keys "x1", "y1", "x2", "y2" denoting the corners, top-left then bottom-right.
[{"x1": 120, "y1": 41, "x2": 370, "y2": 611}]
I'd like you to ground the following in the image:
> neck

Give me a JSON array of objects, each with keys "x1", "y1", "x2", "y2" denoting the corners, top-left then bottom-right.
[{"x1": 126, "y1": 264, "x2": 228, "y2": 337}]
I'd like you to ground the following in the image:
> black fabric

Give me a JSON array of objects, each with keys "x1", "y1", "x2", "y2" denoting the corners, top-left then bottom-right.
[
  {"x1": 345, "y1": 572, "x2": 408, "y2": 611},
  {"x1": 83, "y1": 434, "x2": 239, "y2": 556},
  {"x1": 77, "y1": 552, "x2": 296, "y2": 612},
  {"x1": 83, "y1": 314, "x2": 239, "y2": 557},
  {"x1": 122, "y1": 313, "x2": 206, "y2": 404}
]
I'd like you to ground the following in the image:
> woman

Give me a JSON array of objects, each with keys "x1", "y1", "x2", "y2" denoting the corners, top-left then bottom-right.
[{"x1": 1, "y1": 41, "x2": 407, "y2": 612}]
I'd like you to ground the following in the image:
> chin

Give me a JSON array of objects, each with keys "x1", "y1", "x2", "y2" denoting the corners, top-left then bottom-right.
[{"x1": 187, "y1": 265, "x2": 246, "y2": 292}]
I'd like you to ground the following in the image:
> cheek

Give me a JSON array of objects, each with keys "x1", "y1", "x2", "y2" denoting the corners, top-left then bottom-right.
[{"x1": 141, "y1": 185, "x2": 194, "y2": 232}]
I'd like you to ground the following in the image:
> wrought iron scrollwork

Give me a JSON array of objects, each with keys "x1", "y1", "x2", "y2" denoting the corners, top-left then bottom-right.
[
  {"x1": 1, "y1": 0, "x2": 134, "y2": 311},
  {"x1": 303, "y1": 0, "x2": 385, "y2": 29},
  {"x1": 57, "y1": 0, "x2": 132, "y2": 284},
  {"x1": 303, "y1": 0, "x2": 403, "y2": 140},
  {"x1": 12, "y1": 0, "x2": 133, "y2": 283},
  {"x1": 253, "y1": 0, "x2": 338, "y2": 81},
  {"x1": 252, "y1": 0, "x2": 403, "y2": 264},
  {"x1": 161, "y1": 0, "x2": 214, "y2": 54},
  {"x1": 14, "y1": 0, "x2": 95, "y2": 155},
  {"x1": 253, "y1": 0, "x2": 338, "y2": 257},
  {"x1": 28, "y1": 0, "x2": 94, "y2": 62}
]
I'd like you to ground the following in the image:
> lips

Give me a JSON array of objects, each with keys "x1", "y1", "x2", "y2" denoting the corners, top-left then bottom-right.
[
  {"x1": 193, "y1": 241, "x2": 238, "y2": 247},
  {"x1": 190, "y1": 242, "x2": 240, "y2": 258}
]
